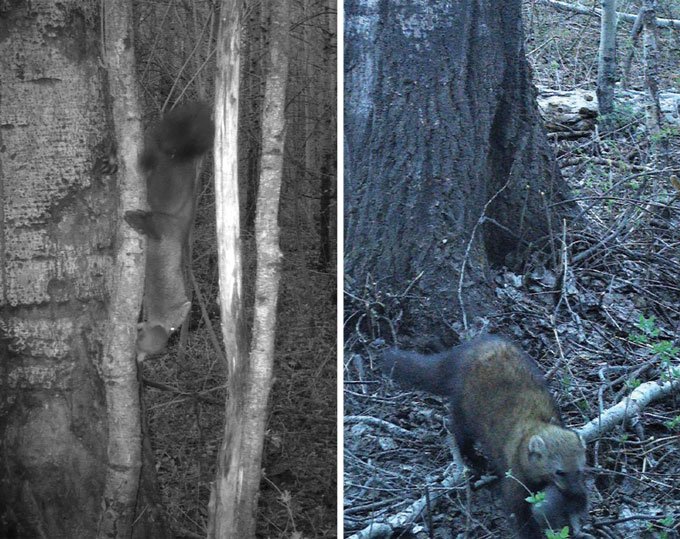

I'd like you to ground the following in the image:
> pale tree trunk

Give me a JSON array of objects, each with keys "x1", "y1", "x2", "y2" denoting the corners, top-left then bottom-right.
[
  {"x1": 208, "y1": 0, "x2": 245, "y2": 535},
  {"x1": 208, "y1": 0, "x2": 289, "y2": 535},
  {"x1": 597, "y1": 0, "x2": 618, "y2": 116},
  {"x1": 97, "y1": 1, "x2": 147, "y2": 537},
  {"x1": 103, "y1": 3, "x2": 172, "y2": 538},
  {"x1": 0, "y1": 1, "x2": 152, "y2": 537}
]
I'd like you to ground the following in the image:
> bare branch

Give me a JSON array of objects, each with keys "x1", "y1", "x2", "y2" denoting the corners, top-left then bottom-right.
[
  {"x1": 579, "y1": 379, "x2": 680, "y2": 441},
  {"x1": 541, "y1": 0, "x2": 680, "y2": 28}
]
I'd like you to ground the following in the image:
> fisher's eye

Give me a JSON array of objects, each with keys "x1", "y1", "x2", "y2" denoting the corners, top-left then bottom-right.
[{"x1": 554, "y1": 469, "x2": 565, "y2": 477}]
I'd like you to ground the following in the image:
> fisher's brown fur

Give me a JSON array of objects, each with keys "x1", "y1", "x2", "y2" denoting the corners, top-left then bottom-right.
[{"x1": 382, "y1": 335, "x2": 587, "y2": 538}]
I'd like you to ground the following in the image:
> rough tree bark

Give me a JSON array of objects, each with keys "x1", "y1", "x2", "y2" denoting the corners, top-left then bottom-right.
[
  {"x1": 597, "y1": 0, "x2": 618, "y2": 116},
  {"x1": 345, "y1": 0, "x2": 574, "y2": 337},
  {"x1": 209, "y1": 0, "x2": 289, "y2": 536},
  {"x1": 300, "y1": 0, "x2": 336, "y2": 271},
  {"x1": 317, "y1": 2, "x2": 337, "y2": 271},
  {"x1": 0, "y1": 1, "x2": 161, "y2": 537}
]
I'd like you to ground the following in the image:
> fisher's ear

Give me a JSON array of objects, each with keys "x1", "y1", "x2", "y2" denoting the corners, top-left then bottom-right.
[{"x1": 528, "y1": 435, "x2": 548, "y2": 462}]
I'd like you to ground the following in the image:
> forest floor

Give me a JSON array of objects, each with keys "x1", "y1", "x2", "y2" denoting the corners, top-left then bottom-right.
[
  {"x1": 344, "y1": 3, "x2": 680, "y2": 539},
  {"x1": 142, "y1": 218, "x2": 336, "y2": 538}
]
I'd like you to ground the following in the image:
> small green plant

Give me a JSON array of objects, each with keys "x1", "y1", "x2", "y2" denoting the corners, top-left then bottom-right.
[
  {"x1": 560, "y1": 374, "x2": 572, "y2": 389},
  {"x1": 576, "y1": 399, "x2": 589, "y2": 413},
  {"x1": 653, "y1": 340, "x2": 679, "y2": 364},
  {"x1": 526, "y1": 490, "x2": 546, "y2": 505},
  {"x1": 664, "y1": 416, "x2": 680, "y2": 430},
  {"x1": 656, "y1": 341, "x2": 679, "y2": 382},
  {"x1": 629, "y1": 314, "x2": 679, "y2": 384},
  {"x1": 524, "y1": 490, "x2": 571, "y2": 538},
  {"x1": 626, "y1": 377, "x2": 642, "y2": 389},
  {"x1": 650, "y1": 125, "x2": 680, "y2": 145},
  {"x1": 546, "y1": 526, "x2": 570, "y2": 539},
  {"x1": 646, "y1": 515, "x2": 674, "y2": 538},
  {"x1": 626, "y1": 178, "x2": 641, "y2": 190},
  {"x1": 600, "y1": 103, "x2": 637, "y2": 131},
  {"x1": 630, "y1": 314, "x2": 660, "y2": 344},
  {"x1": 659, "y1": 516, "x2": 674, "y2": 528}
]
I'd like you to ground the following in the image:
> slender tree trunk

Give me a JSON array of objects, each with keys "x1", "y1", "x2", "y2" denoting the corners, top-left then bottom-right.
[
  {"x1": 622, "y1": 7, "x2": 644, "y2": 90},
  {"x1": 209, "y1": 1, "x2": 289, "y2": 535},
  {"x1": 642, "y1": 0, "x2": 661, "y2": 136},
  {"x1": 345, "y1": 0, "x2": 573, "y2": 337},
  {"x1": 243, "y1": 0, "x2": 288, "y2": 523},
  {"x1": 97, "y1": 2, "x2": 148, "y2": 537},
  {"x1": 208, "y1": 0, "x2": 245, "y2": 535},
  {"x1": 597, "y1": 0, "x2": 618, "y2": 116}
]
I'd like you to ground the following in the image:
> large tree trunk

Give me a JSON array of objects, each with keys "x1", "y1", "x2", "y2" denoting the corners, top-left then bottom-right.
[
  {"x1": 0, "y1": 6, "x2": 111, "y2": 539},
  {"x1": 345, "y1": 0, "x2": 574, "y2": 337},
  {"x1": 0, "y1": 1, "x2": 164, "y2": 537}
]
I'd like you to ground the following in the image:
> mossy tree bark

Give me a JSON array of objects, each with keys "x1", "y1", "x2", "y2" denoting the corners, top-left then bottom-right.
[{"x1": 345, "y1": 0, "x2": 574, "y2": 338}]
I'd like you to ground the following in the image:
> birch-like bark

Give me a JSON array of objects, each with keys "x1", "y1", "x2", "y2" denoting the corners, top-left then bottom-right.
[
  {"x1": 596, "y1": 0, "x2": 617, "y2": 116},
  {"x1": 642, "y1": 0, "x2": 662, "y2": 135}
]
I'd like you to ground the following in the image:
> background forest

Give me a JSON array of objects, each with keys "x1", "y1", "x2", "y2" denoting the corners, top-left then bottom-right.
[
  {"x1": 134, "y1": 1, "x2": 336, "y2": 537},
  {"x1": 344, "y1": 1, "x2": 679, "y2": 538}
]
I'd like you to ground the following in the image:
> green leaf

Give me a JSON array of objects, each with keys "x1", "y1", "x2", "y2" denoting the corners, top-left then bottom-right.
[{"x1": 526, "y1": 490, "x2": 546, "y2": 505}]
